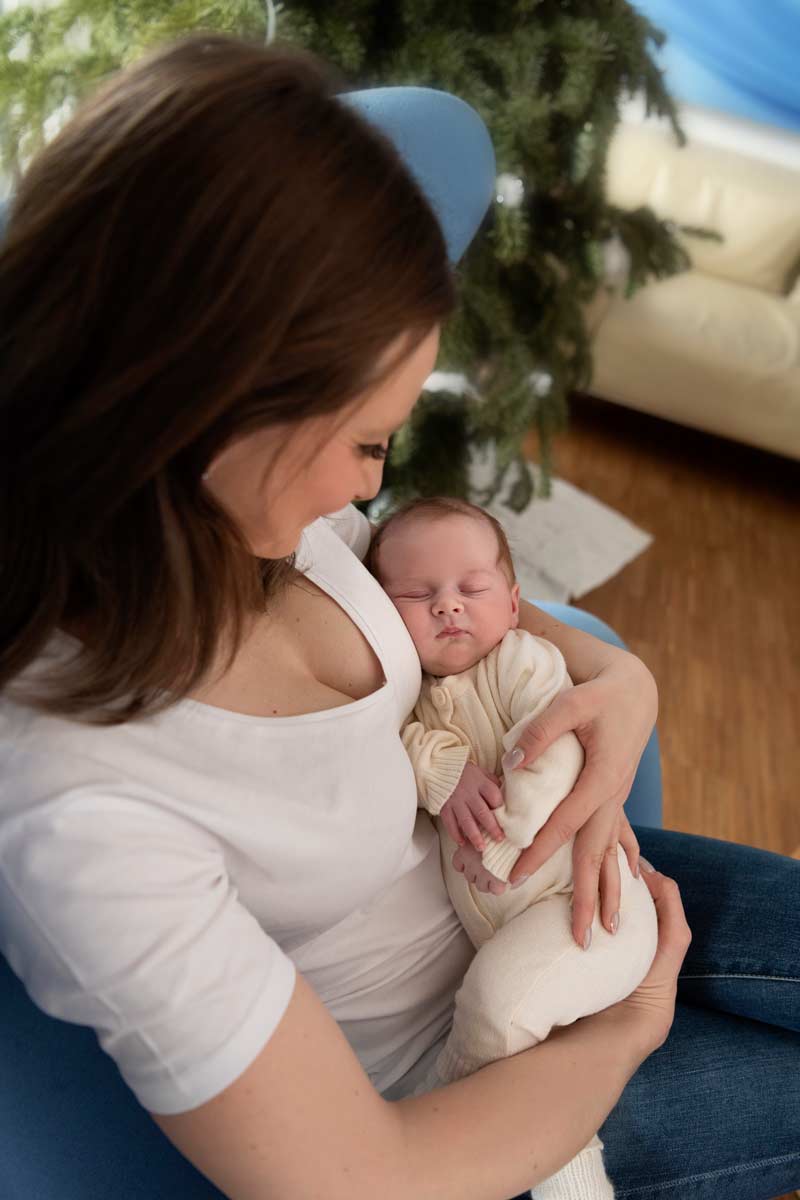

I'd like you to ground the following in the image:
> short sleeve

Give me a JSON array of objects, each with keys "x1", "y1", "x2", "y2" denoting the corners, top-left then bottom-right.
[
  {"x1": 0, "y1": 791, "x2": 296, "y2": 1115},
  {"x1": 321, "y1": 503, "x2": 373, "y2": 560}
]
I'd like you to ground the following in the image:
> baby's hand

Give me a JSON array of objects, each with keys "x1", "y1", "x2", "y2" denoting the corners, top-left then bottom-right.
[
  {"x1": 452, "y1": 842, "x2": 508, "y2": 895},
  {"x1": 439, "y1": 762, "x2": 505, "y2": 852}
]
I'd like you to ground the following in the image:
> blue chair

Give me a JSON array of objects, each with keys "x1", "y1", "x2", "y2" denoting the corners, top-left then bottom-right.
[
  {"x1": 536, "y1": 602, "x2": 662, "y2": 829},
  {"x1": 0, "y1": 601, "x2": 662, "y2": 1198}
]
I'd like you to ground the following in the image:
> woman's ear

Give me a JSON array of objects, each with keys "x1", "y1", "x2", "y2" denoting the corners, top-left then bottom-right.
[{"x1": 510, "y1": 582, "x2": 521, "y2": 628}]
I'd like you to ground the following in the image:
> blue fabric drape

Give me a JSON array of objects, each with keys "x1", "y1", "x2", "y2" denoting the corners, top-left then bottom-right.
[{"x1": 632, "y1": 0, "x2": 800, "y2": 134}]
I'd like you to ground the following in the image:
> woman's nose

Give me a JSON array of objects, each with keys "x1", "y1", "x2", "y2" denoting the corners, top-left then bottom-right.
[
  {"x1": 432, "y1": 593, "x2": 464, "y2": 616},
  {"x1": 357, "y1": 481, "x2": 381, "y2": 502},
  {"x1": 356, "y1": 471, "x2": 384, "y2": 504}
]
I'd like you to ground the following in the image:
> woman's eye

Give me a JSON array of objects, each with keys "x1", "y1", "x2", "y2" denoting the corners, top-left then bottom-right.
[{"x1": 359, "y1": 443, "x2": 388, "y2": 461}]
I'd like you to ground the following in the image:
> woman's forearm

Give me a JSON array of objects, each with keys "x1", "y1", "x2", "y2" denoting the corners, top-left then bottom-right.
[
  {"x1": 517, "y1": 598, "x2": 627, "y2": 683},
  {"x1": 151, "y1": 956, "x2": 650, "y2": 1200},
  {"x1": 391, "y1": 1004, "x2": 650, "y2": 1200}
]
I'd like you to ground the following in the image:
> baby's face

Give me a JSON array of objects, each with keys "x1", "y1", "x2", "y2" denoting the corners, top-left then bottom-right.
[{"x1": 378, "y1": 513, "x2": 520, "y2": 676}]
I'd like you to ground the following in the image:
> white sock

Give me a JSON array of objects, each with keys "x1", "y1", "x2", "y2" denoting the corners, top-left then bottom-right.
[{"x1": 530, "y1": 1135, "x2": 615, "y2": 1200}]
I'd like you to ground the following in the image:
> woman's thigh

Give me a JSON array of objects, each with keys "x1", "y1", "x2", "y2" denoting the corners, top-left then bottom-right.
[
  {"x1": 632, "y1": 826, "x2": 800, "y2": 1032},
  {"x1": 600, "y1": 827, "x2": 800, "y2": 1199},
  {"x1": 600, "y1": 1000, "x2": 800, "y2": 1198}
]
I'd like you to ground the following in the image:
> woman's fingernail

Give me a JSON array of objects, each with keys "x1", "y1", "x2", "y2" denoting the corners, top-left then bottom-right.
[
  {"x1": 502, "y1": 747, "x2": 524, "y2": 770},
  {"x1": 582, "y1": 927, "x2": 592, "y2": 951},
  {"x1": 634, "y1": 862, "x2": 640, "y2": 879},
  {"x1": 611, "y1": 911, "x2": 619, "y2": 935},
  {"x1": 511, "y1": 874, "x2": 530, "y2": 889},
  {"x1": 640, "y1": 857, "x2": 656, "y2": 873}
]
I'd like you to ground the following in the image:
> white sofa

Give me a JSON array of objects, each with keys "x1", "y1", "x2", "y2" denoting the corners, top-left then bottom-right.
[{"x1": 588, "y1": 121, "x2": 800, "y2": 460}]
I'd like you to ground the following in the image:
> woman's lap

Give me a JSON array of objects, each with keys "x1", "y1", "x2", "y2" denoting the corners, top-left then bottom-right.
[
  {"x1": 603, "y1": 826, "x2": 800, "y2": 1199},
  {"x1": 632, "y1": 826, "x2": 800, "y2": 1034},
  {"x1": 600, "y1": 1001, "x2": 800, "y2": 1198}
]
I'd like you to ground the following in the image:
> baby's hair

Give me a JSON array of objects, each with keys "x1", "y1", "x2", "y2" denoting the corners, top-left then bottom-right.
[{"x1": 365, "y1": 496, "x2": 516, "y2": 587}]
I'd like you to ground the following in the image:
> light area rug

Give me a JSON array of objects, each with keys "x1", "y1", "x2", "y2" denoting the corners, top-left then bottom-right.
[{"x1": 468, "y1": 445, "x2": 653, "y2": 604}]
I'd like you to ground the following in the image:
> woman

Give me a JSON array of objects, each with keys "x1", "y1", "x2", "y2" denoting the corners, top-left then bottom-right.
[{"x1": 0, "y1": 32, "x2": 797, "y2": 1200}]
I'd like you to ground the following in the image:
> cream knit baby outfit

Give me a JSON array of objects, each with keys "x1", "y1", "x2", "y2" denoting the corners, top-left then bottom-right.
[{"x1": 401, "y1": 629, "x2": 659, "y2": 1199}]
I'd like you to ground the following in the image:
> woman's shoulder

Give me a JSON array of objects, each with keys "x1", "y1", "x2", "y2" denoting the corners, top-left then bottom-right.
[{"x1": 0, "y1": 637, "x2": 217, "y2": 843}]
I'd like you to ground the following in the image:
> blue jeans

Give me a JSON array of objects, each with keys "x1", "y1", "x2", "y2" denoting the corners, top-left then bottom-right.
[{"x1": 603, "y1": 826, "x2": 800, "y2": 1198}]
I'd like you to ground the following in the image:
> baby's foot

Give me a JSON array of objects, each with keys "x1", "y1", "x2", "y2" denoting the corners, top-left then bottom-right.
[{"x1": 452, "y1": 843, "x2": 508, "y2": 895}]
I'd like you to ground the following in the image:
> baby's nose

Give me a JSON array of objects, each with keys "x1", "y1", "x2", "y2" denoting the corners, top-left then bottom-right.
[{"x1": 433, "y1": 593, "x2": 464, "y2": 615}]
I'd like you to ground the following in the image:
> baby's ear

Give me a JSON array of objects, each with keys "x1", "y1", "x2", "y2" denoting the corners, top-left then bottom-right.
[{"x1": 510, "y1": 582, "x2": 521, "y2": 627}]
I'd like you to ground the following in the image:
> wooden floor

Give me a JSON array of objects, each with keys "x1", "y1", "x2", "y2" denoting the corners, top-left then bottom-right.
[
  {"x1": 524, "y1": 399, "x2": 799, "y2": 1200},
  {"x1": 524, "y1": 395, "x2": 800, "y2": 859}
]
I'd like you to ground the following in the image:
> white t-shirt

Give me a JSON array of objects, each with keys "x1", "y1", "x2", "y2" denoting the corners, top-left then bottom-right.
[{"x1": 0, "y1": 504, "x2": 473, "y2": 1115}]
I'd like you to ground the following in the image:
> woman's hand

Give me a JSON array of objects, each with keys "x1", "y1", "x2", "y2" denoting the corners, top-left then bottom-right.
[
  {"x1": 610, "y1": 861, "x2": 692, "y2": 1053},
  {"x1": 506, "y1": 652, "x2": 658, "y2": 950}
]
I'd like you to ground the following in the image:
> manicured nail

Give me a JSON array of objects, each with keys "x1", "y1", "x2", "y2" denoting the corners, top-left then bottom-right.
[
  {"x1": 502, "y1": 747, "x2": 524, "y2": 771},
  {"x1": 634, "y1": 862, "x2": 640, "y2": 879},
  {"x1": 582, "y1": 927, "x2": 592, "y2": 951},
  {"x1": 611, "y1": 911, "x2": 619, "y2": 935},
  {"x1": 511, "y1": 874, "x2": 530, "y2": 889},
  {"x1": 640, "y1": 857, "x2": 656, "y2": 873}
]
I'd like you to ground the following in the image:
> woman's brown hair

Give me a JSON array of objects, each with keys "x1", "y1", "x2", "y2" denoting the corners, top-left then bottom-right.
[{"x1": 0, "y1": 31, "x2": 458, "y2": 725}]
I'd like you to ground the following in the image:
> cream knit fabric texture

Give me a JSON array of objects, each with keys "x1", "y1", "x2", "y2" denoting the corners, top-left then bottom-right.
[{"x1": 401, "y1": 628, "x2": 583, "y2": 882}]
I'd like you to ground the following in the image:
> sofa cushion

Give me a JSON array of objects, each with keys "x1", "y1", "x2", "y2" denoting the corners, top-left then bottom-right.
[
  {"x1": 590, "y1": 269, "x2": 800, "y2": 459},
  {"x1": 605, "y1": 123, "x2": 800, "y2": 296}
]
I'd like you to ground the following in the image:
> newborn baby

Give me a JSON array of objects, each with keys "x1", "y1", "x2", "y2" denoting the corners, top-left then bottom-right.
[{"x1": 366, "y1": 495, "x2": 658, "y2": 1200}]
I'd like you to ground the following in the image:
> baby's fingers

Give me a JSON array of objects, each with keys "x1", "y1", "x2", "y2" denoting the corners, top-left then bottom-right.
[
  {"x1": 458, "y1": 811, "x2": 488, "y2": 852},
  {"x1": 439, "y1": 805, "x2": 465, "y2": 848},
  {"x1": 477, "y1": 803, "x2": 505, "y2": 843},
  {"x1": 480, "y1": 778, "x2": 504, "y2": 809}
]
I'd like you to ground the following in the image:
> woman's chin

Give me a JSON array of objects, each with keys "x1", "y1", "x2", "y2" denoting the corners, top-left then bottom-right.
[{"x1": 252, "y1": 532, "x2": 302, "y2": 558}]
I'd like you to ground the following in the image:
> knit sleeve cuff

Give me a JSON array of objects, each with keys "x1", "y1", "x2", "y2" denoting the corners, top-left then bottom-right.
[
  {"x1": 423, "y1": 745, "x2": 471, "y2": 816},
  {"x1": 481, "y1": 836, "x2": 523, "y2": 883}
]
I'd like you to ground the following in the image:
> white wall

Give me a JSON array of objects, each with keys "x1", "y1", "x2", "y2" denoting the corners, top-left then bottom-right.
[{"x1": 620, "y1": 92, "x2": 800, "y2": 171}]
